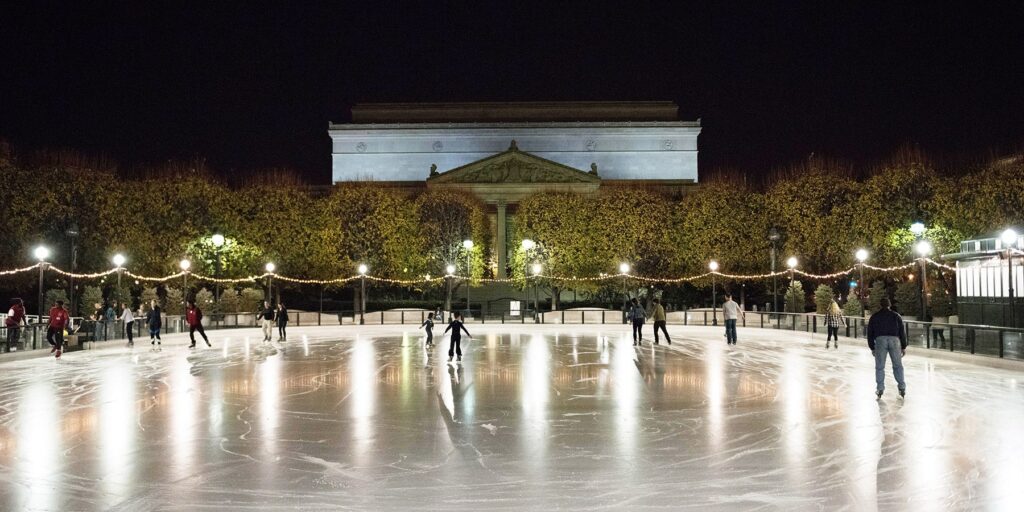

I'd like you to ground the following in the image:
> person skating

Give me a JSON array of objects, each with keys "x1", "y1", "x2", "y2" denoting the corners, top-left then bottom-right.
[
  {"x1": 867, "y1": 297, "x2": 907, "y2": 399},
  {"x1": 443, "y1": 311, "x2": 472, "y2": 362},
  {"x1": 824, "y1": 300, "x2": 846, "y2": 349},
  {"x1": 47, "y1": 300, "x2": 70, "y2": 358},
  {"x1": 628, "y1": 298, "x2": 646, "y2": 346},
  {"x1": 186, "y1": 300, "x2": 212, "y2": 348},
  {"x1": 648, "y1": 297, "x2": 671, "y2": 345},
  {"x1": 421, "y1": 312, "x2": 436, "y2": 347},
  {"x1": 120, "y1": 302, "x2": 136, "y2": 347},
  {"x1": 5, "y1": 298, "x2": 28, "y2": 352},
  {"x1": 722, "y1": 294, "x2": 744, "y2": 345},
  {"x1": 259, "y1": 301, "x2": 275, "y2": 342},
  {"x1": 146, "y1": 300, "x2": 162, "y2": 346},
  {"x1": 276, "y1": 302, "x2": 289, "y2": 341}
]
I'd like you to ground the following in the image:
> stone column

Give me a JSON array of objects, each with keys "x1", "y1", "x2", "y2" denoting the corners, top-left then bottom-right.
[{"x1": 496, "y1": 202, "x2": 508, "y2": 278}]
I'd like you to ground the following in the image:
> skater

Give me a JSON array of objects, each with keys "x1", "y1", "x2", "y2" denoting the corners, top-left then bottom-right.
[
  {"x1": 186, "y1": 300, "x2": 211, "y2": 348},
  {"x1": 435, "y1": 305, "x2": 445, "y2": 324},
  {"x1": 867, "y1": 297, "x2": 907, "y2": 399},
  {"x1": 146, "y1": 300, "x2": 162, "y2": 345},
  {"x1": 825, "y1": 300, "x2": 846, "y2": 349},
  {"x1": 443, "y1": 311, "x2": 472, "y2": 361},
  {"x1": 47, "y1": 299, "x2": 69, "y2": 358},
  {"x1": 120, "y1": 302, "x2": 136, "y2": 346},
  {"x1": 722, "y1": 294, "x2": 744, "y2": 345},
  {"x1": 276, "y1": 302, "x2": 289, "y2": 341},
  {"x1": 5, "y1": 298, "x2": 28, "y2": 352},
  {"x1": 649, "y1": 298, "x2": 671, "y2": 345},
  {"x1": 103, "y1": 302, "x2": 116, "y2": 341},
  {"x1": 628, "y1": 298, "x2": 646, "y2": 346},
  {"x1": 421, "y1": 312, "x2": 436, "y2": 346},
  {"x1": 259, "y1": 301, "x2": 275, "y2": 342}
]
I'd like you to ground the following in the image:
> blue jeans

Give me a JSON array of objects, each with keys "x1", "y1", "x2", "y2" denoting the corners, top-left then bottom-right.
[
  {"x1": 874, "y1": 336, "x2": 906, "y2": 392},
  {"x1": 725, "y1": 319, "x2": 737, "y2": 343}
]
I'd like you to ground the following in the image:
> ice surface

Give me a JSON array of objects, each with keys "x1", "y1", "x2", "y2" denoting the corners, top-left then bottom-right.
[{"x1": 0, "y1": 324, "x2": 1022, "y2": 511}]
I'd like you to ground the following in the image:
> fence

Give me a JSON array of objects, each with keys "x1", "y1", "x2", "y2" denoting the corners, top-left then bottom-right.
[{"x1": 4, "y1": 308, "x2": 1023, "y2": 363}]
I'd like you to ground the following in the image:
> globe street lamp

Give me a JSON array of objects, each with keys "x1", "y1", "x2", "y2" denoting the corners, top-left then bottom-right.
[
  {"x1": 910, "y1": 222, "x2": 926, "y2": 237},
  {"x1": 619, "y1": 262, "x2": 631, "y2": 320},
  {"x1": 112, "y1": 253, "x2": 126, "y2": 308},
  {"x1": 709, "y1": 260, "x2": 720, "y2": 326},
  {"x1": 521, "y1": 239, "x2": 535, "y2": 318},
  {"x1": 34, "y1": 246, "x2": 50, "y2": 318},
  {"x1": 179, "y1": 259, "x2": 191, "y2": 313},
  {"x1": 768, "y1": 227, "x2": 781, "y2": 313},
  {"x1": 445, "y1": 264, "x2": 456, "y2": 319},
  {"x1": 265, "y1": 262, "x2": 276, "y2": 304},
  {"x1": 65, "y1": 222, "x2": 80, "y2": 315},
  {"x1": 358, "y1": 263, "x2": 368, "y2": 325},
  {"x1": 785, "y1": 257, "x2": 798, "y2": 312},
  {"x1": 915, "y1": 240, "x2": 932, "y2": 319},
  {"x1": 462, "y1": 240, "x2": 474, "y2": 318},
  {"x1": 212, "y1": 233, "x2": 225, "y2": 317},
  {"x1": 856, "y1": 249, "x2": 869, "y2": 317},
  {"x1": 1002, "y1": 228, "x2": 1019, "y2": 327}
]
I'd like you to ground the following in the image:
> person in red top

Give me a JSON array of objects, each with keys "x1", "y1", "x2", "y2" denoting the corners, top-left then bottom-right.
[
  {"x1": 5, "y1": 298, "x2": 28, "y2": 352},
  {"x1": 47, "y1": 300, "x2": 70, "y2": 358},
  {"x1": 186, "y1": 300, "x2": 211, "y2": 349}
]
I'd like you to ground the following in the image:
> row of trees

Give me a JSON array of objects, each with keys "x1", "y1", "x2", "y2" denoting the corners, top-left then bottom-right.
[{"x1": 2, "y1": 147, "x2": 1022, "y2": 313}]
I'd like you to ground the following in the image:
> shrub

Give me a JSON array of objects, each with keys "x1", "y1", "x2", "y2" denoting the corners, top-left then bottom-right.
[
  {"x1": 867, "y1": 281, "x2": 887, "y2": 314},
  {"x1": 239, "y1": 287, "x2": 264, "y2": 313},
  {"x1": 81, "y1": 286, "x2": 104, "y2": 317},
  {"x1": 894, "y1": 281, "x2": 921, "y2": 317},
  {"x1": 45, "y1": 288, "x2": 68, "y2": 309},
  {"x1": 164, "y1": 287, "x2": 184, "y2": 315},
  {"x1": 929, "y1": 279, "x2": 956, "y2": 318},
  {"x1": 784, "y1": 280, "x2": 806, "y2": 313},
  {"x1": 814, "y1": 284, "x2": 835, "y2": 314},
  {"x1": 219, "y1": 288, "x2": 241, "y2": 313},
  {"x1": 842, "y1": 288, "x2": 863, "y2": 317}
]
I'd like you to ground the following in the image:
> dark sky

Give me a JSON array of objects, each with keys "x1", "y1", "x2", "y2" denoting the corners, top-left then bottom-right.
[{"x1": 3, "y1": 3, "x2": 1023, "y2": 183}]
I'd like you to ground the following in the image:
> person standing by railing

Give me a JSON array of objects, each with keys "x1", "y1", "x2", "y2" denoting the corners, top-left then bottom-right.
[
  {"x1": 5, "y1": 298, "x2": 28, "y2": 352},
  {"x1": 276, "y1": 302, "x2": 289, "y2": 342},
  {"x1": 146, "y1": 300, "x2": 162, "y2": 346},
  {"x1": 867, "y1": 297, "x2": 907, "y2": 399},
  {"x1": 628, "y1": 298, "x2": 646, "y2": 346},
  {"x1": 47, "y1": 300, "x2": 69, "y2": 358},
  {"x1": 825, "y1": 301, "x2": 846, "y2": 349},
  {"x1": 119, "y1": 302, "x2": 136, "y2": 347}
]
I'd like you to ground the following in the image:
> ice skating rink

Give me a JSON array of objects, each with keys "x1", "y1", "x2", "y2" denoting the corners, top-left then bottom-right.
[{"x1": 1, "y1": 324, "x2": 1022, "y2": 511}]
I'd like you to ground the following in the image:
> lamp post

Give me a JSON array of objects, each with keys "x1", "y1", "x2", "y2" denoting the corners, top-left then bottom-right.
[
  {"x1": 112, "y1": 253, "x2": 126, "y2": 308},
  {"x1": 34, "y1": 246, "x2": 50, "y2": 318},
  {"x1": 531, "y1": 263, "x2": 542, "y2": 322},
  {"x1": 358, "y1": 263, "x2": 368, "y2": 325},
  {"x1": 179, "y1": 259, "x2": 191, "y2": 313},
  {"x1": 462, "y1": 240, "x2": 474, "y2": 317},
  {"x1": 915, "y1": 241, "x2": 932, "y2": 319},
  {"x1": 619, "y1": 262, "x2": 631, "y2": 320},
  {"x1": 265, "y1": 262, "x2": 276, "y2": 304},
  {"x1": 212, "y1": 233, "x2": 224, "y2": 315},
  {"x1": 445, "y1": 264, "x2": 456, "y2": 319},
  {"x1": 709, "y1": 260, "x2": 719, "y2": 326},
  {"x1": 522, "y1": 239, "x2": 535, "y2": 319},
  {"x1": 768, "y1": 227, "x2": 781, "y2": 314},
  {"x1": 786, "y1": 257, "x2": 798, "y2": 313},
  {"x1": 65, "y1": 222, "x2": 79, "y2": 316},
  {"x1": 856, "y1": 249, "x2": 869, "y2": 317},
  {"x1": 1002, "y1": 229, "x2": 1018, "y2": 327}
]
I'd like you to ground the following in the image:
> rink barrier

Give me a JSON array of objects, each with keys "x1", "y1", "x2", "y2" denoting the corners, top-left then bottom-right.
[{"x1": 4, "y1": 309, "x2": 1022, "y2": 362}]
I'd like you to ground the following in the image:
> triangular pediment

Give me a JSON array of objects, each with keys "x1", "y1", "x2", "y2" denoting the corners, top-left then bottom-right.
[{"x1": 428, "y1": 142, "x2": 600, "y2": 184}]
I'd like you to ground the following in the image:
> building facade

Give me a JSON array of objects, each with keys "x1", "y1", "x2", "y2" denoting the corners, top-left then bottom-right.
[{"x1": 329, "y1": 102, "x2": 701, "y2": 278}]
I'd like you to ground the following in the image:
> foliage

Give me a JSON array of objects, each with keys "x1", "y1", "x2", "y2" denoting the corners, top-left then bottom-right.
[
  {"x1": 894, "y1": 281, "x2": 921, "y2": 317},
  {"x1": 415, "y1": 190, "x2": 489, "y2": 279},
  {"x1": 45, "y1": 288, "x2": 68, "y2": 308},
  {"x1": 784, "y1": 280, "x2": 806, "y2": 313},
  {"x1": 239, "y1": 287, "x2": 264, "y2": 313},
  {"x1": 195, "y1": 288, "x2": 214, "y2": 310},
  {"x1": 842, "y1": 288, "x2": 863, "y2": 317},
  {"x1": 81, "y1": 286, "x2": 104, "y2": 315},
  {"x1": 141, "y1": 287, "x2": 160, "y2": 309},
  {"x1": 928, "y1": 279, "x2": 957, "y2": 318},
  {"x1": 164, "y1": 287, "x2": 184, "y2": 315},
  {"x1": 814, "y1": 284, "x2": 835, "y2": 314},
  {"x1": 219, "y1": 288, "x2": 241, "y2": 313},
  {"x1": 867, "y1": 281, "x2": 887, "y2": 314}
]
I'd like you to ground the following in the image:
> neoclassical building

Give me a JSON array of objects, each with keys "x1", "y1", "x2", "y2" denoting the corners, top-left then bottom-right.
[{"x1": 329, "y1": 102, "x2": 701, "y2": 278}]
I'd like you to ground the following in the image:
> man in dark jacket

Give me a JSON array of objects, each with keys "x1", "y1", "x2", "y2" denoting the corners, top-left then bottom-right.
[
  {"x1": 867, "y1": 297, "x2": 907, "y2": 398},
  {"x1": 186, "y1": 300, "x2": 211, "y2": 349},
  {"x1": 5, "y1": 298, "x2": 28, "y2": 352}
]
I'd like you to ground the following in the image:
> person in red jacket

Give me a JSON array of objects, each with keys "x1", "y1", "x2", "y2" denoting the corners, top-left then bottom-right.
[
  {"x1": 186, "y1": 300, "x2": 211, "y2": 349},
  {"x1": 5, "y1": 298, "x2": 28, "y2": 352},
  {"x1": 47, "y1": 300, "x2": 70, "y2": 358}
]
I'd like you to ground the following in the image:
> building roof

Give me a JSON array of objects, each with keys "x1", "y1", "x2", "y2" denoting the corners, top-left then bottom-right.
[{"x1": 347, "y1": 101, "x2": 685, "y2": 124}]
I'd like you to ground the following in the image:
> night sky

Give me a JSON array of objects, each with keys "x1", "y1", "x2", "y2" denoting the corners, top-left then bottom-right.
[{"x1": 3, "y1": 3, "x2": 1023, "y2": 184}]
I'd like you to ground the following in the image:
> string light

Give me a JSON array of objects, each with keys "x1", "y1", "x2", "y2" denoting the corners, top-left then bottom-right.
[{"x1": 0, "y1": 258, "x2": 970, "y2": 285}]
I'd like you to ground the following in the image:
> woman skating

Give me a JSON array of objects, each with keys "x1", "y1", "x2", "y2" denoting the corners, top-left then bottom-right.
[
  {"x1": 120, "y1": 303, "x2": 136, "y2": 347},
  {"x1": 825, "y1": 300, "x2": 846, "y2": 349},
  {"x1": 146, "y1": 300, "x2": 162, "y2": 346},
  {"x1": 276, "y1": 302, "x2": 289, "y2": 341}
]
